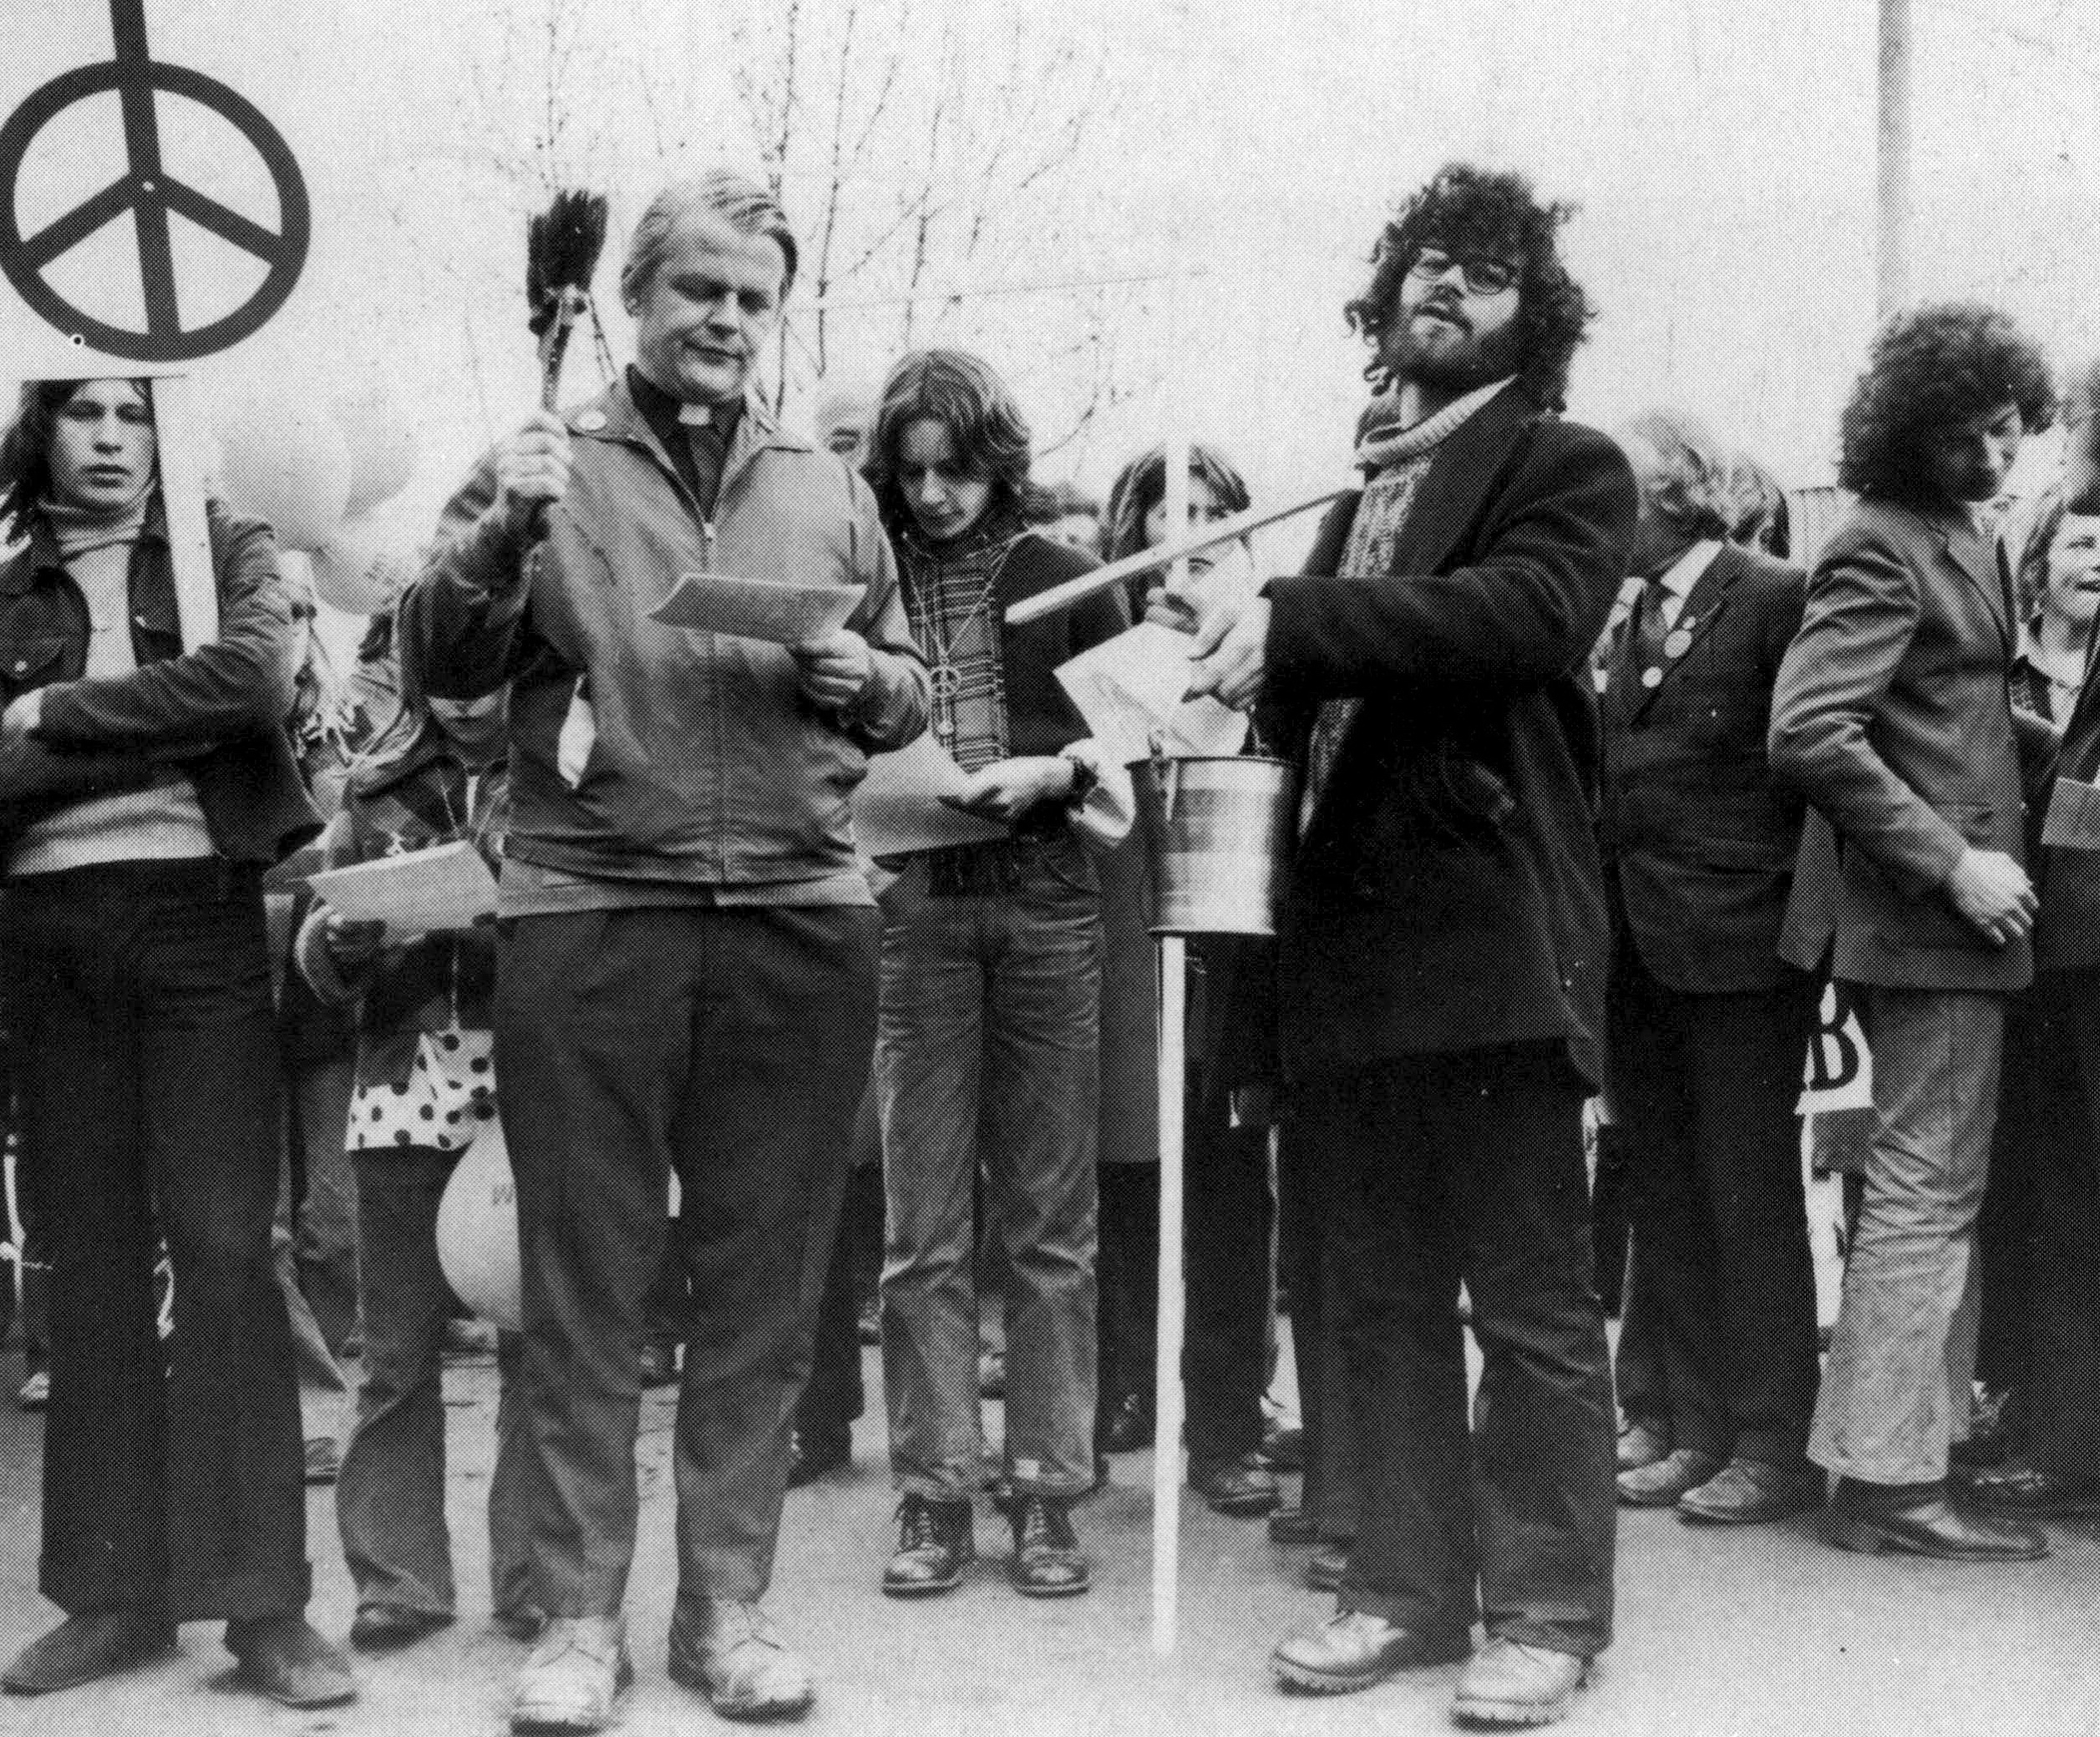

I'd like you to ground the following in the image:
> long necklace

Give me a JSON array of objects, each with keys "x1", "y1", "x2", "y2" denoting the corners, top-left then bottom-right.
[{"x1": 907, "y1": 534, "x2": 1022, "y2": 745}]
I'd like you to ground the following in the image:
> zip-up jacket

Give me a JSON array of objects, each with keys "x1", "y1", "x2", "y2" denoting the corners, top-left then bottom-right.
[
  {"x1": 0, "y1": 495, "x2": 319, "y2": 864},
  {"x1": 403, "y1": 379, "x2": 929, "y2": 885}
]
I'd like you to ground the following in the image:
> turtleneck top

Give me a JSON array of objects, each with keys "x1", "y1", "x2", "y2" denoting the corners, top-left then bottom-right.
[{"x1": 9, "y1": 492, "x2": 214, "y2": 875}]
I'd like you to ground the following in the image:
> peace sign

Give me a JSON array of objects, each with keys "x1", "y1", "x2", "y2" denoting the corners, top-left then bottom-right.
[{"x1": 0, "y1": 0, "x2": 309, "y2": 363}]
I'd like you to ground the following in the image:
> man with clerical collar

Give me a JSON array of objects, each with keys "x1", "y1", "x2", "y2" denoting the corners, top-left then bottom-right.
[
  {"x1": 1597, "y1": 412, "x2": 1821, "y2": 1532},
  {"x1": 1164, "y1": 164, "x2": 1635, "y2": 1726},
  {"x1": 404, "y1": 170, "x2": 927, "y2": 1731}
]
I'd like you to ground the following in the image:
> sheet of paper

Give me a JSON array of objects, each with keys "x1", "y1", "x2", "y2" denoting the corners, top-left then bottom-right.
[
  {"x1": 308, "y1": 839, "x2": 500, "y2": 933},
  {"x1": 851, "y1": 733, "x2": 1009, "y2": 858},
  {"x1": 650, "y1": 572, "x2": 864, "y2": 645},
  {"x1": 1055, "y1": 622, "x2": 1249, "y2": 762}
]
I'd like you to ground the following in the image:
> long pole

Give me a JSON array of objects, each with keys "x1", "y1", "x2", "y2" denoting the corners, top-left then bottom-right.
[
  {"x1": 1877, "y1": 0, "x2": 1912, "y2": 318},
  {"x1": 1149, "y1": 255, "x2": 1193, "y2": 1659},
  {"x1": 1151, "y1": 933, "x2": 1187, "y2": 1657}
]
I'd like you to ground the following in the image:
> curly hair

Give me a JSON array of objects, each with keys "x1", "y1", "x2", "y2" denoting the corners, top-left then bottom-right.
[
  {"x1": 1343, "y1": 163, "x2": 1594, "y2": 409},
  {"x1": 864, "y1": 349, "x2": 1042, "y2": 540},
  {"x1": 1102, "y1": 443, "x2": 1252, "y2": 563},
  {"x1": 0, "y1": 377, "x2": 155, "y2": 539},
  {"x1": 1836, "y1": 303, "x2": 2055, "y2": 503}
]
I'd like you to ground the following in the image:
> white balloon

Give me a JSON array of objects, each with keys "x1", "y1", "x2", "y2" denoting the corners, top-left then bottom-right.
[
  {"x1": 435, "y1": 1116, "x2": 522, "y2": 1332},
  {"x1": 216, "y1": 394, "x2": 353, "y2": 553},
  {"x1": 312, "y1": 514, "x2": 411, "y2": 617},
  {"x1": 332, "y1": 384, "x2": 421, "y2": 519}
]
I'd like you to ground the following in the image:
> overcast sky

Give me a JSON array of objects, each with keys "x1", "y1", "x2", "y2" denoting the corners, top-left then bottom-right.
[{"x1": 4, "y1": 0, "x2": 2097, "y2": 570}]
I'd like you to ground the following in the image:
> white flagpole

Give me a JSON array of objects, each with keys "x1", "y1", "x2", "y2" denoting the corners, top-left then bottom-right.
[{"x1": 1150, "y1": 259, "x2": 1194, "y2": 1659}]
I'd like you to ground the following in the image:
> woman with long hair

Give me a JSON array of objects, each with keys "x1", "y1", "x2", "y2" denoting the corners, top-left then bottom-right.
[
  {"x1": 0, "y1": 378, "x2": 348, "y2": 1704},
  {"x1": 864, "y1": 349, "x2": 1129, "y2": 1600}
]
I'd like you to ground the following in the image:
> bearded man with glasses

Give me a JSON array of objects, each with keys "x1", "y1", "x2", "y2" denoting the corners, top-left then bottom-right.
[{"x1": 1155, "y1": 164, "x2": 1635, "y2": 1726}]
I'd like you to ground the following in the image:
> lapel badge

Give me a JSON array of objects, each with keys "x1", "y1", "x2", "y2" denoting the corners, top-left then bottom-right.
[
  {"x1": 1641, "y1": 666, "x2": 1663, "y2": 688},
  {"x1": 575, "y1": 409, "x2": 608, "y2": 433},
  {"x1": 1664, "y1": 626, "x2": 1692, "y2": 659}
]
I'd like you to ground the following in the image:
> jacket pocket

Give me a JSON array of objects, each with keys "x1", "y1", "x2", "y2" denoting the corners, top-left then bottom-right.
[{"x1": 0, "y1": 635, "x2": 70, "y2": 703}]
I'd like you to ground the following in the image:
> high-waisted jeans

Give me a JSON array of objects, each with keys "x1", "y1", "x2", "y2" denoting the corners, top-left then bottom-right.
[{"x1": 878, "y1": 838, "x2": 1102, "y2": 1502}]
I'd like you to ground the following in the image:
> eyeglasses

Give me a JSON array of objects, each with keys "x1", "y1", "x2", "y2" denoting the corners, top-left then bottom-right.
[{"x1": 1406, "y1": 249, "x2": 1519, "y2": 297}]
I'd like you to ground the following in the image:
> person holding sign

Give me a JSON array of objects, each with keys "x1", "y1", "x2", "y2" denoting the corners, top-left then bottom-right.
[
  {"x1": 0, "y1": 379, "x2": 349, "y2": 1706},
  {"x1": 403, "y1": 171, "x2": 926, "y2": 1730},
  {"x1": 1158, "y1": 166, "x2": 1634, "y2": 1726},
  {"x1": 1770, "y1": 305, "x2": 2059, "y2": 1562},
  {"x1": 861, "y1": 349, "x2": 1129, "y2": 1603}
]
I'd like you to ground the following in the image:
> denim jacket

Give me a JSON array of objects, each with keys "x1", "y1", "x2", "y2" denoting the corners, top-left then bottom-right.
[{"x1": 0, "y1": 496, "x2": 318, "y2": 863}]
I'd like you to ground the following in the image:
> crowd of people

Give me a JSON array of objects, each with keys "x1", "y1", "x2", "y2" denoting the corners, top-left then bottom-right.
[{"x1": 1, "y1": 152, "x2": 2097, "y2": 1735}]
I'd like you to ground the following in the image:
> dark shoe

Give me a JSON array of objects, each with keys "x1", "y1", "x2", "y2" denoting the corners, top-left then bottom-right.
[
  {"x1": 1951, "y1": 1383, "x2": 2023, "y2": 1468},
  {"x1": 1007, "y1": 1495, "x2": 1088, "y2": 1596},
  {"x1": 1270, "y1": 1610, "x2": 1469, "y2": 1694},
  {"x1": 1828, "y1": 1481, "x2": 2048, "y2": 1561},
  {"x1": 1259, "y1": 1420, "x2": 1304, "y2": 1471},
  {"x1": 637, "y1": 1340, "x2": 680, "y2": 1388},
  {"x1": 667, "y1": 1598, "x2": 814, "y2": 1721},
  {"x1": 3, "y1": 1608, "x2": 175, "y2": 1695},
  {"x1": 1191, "y1": 1451, "x2": 1281, "y2": 1517},
  {"x1": 1615, "y1": 1417, "x2": 1670, "y2": 1473},
  {"x1": 786, "y1": 1429, "x2": 850, "y2": 1488},
  {"x1": 1453, "y1": 1638, "x2": 1588, "y2": 1726},
  {"x1": 1961, "y1": 1463, "x2": 2100, "y2": 1517},
  {"x1": 1268, "y1": 1504, "x2": 1318, "y2": 1545},
  {"x1": 1098, "y1": 1392, "x2": 1153, "y2": 1455},
  {"x1": 1616, "y1": 1447, "x2": 1722, "y2": 1507},
  {"x1": 226, "y1": 1613, "x2": 358, "y2": 1709},
  {"x1": 349, "y1": 1603, "x2": 453, "y2": 1652},
  {"x1": 303, "y1": 1434, "x2": 342, "y2": 1486},
  {"x1": 1677, "y1": 1458, "x2": 1823, "y2": 1526},
  {"x1": 511, "y1": 1615, "x2": 631, "y2": 1732},
  {"x1": 882, "y1": 1495, "x2": 974, "y2": 1596},
  {"x1": 1306, "y1": 1542, "x2": 1349, "y2": 1593}
]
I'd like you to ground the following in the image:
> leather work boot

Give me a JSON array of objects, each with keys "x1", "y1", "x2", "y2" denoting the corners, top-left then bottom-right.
[
  {"x1": 882, "y1": 1494, "x2": 974, "y2": 1596},
  {"x1": 510, "y1": 1614, "x2": 632, "y2": 1733},
  {"x1": 3, "y1": 1608, "x2": 175, "y2": 1695},
  {"x1": 1007, "y1": 1494, "x2": 1089, "y2": 1596},
  {"x1": 1452, "y1": 1638, "x2": 1589, "y2": 1726},
  {"x1": 225, "y1": 1613, "x2": 358, "y2": 1709},
  {"x1": 1270, "y1": 1610, "x2": 1469, "y2": 1694},
  {"x1": 667, "y1": 1598, "x2": 814, "y2": 1721}
]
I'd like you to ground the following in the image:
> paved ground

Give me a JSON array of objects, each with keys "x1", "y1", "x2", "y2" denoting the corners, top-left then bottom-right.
[{"x1": 2, "y1": 1331, "x2": 2097, "y2": 1737}]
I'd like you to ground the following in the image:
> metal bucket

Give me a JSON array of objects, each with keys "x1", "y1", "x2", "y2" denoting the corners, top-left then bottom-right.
[{"x1": 1133, "y1": 755, "x2": 1297, "y2": 936}]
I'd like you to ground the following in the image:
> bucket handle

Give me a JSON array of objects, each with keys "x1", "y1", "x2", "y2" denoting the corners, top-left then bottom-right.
[{"x1": 1148, "y1": 731, "x2": 1181, "y2": 821}]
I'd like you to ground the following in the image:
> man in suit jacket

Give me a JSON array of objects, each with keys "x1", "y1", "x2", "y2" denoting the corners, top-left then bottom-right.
[
  {"x1": 1169, "y1": 165, "x2": 1634, "y2": 1728},
  {"x1": 1597, "y1": 411, "x2": 1821, "y2": 1526},
  {"x1": 1768, "y1": 302, "x2": 2057, "y2": 1562}
]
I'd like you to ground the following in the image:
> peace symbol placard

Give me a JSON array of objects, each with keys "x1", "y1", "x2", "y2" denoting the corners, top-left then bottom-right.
[{"x1": 0, "y1": 0, "x2": 309, "y2": 366}]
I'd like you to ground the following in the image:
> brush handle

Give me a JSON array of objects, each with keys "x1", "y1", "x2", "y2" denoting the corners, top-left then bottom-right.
[{"x1": 539, "y1": 309, "x2": 576, "y2": 412}]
